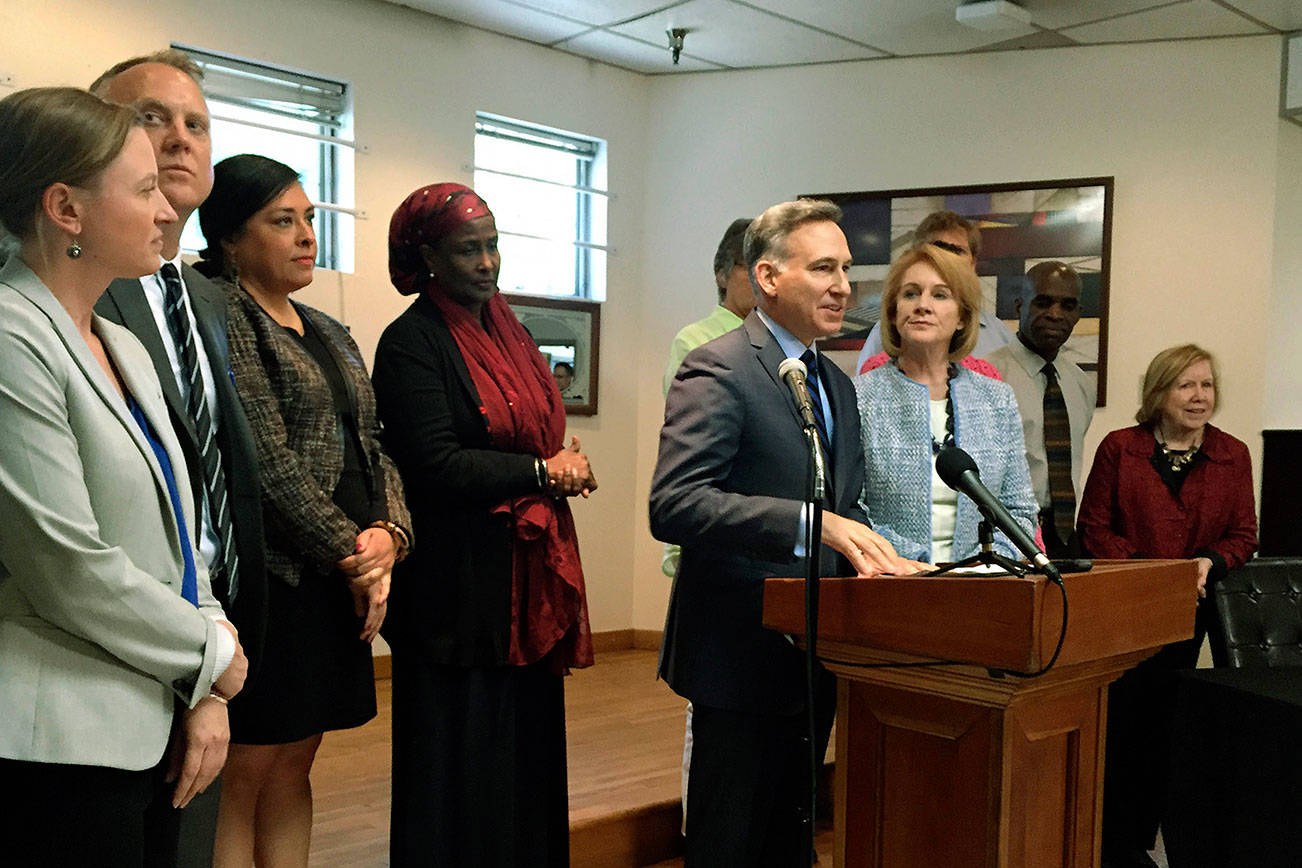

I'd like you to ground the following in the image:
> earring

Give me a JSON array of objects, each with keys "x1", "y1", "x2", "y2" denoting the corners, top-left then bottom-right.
[{"x1": 66, "y1": 240, "x2": 82, "y2": 259}]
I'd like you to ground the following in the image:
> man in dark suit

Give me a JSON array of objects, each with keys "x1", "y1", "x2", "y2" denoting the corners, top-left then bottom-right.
[
  {"x1": 650, "y1": 199, "x2": 912, "y2": 866},
  {"x1": 90, "y1": 49, "x2": 266, "y2": 867}
]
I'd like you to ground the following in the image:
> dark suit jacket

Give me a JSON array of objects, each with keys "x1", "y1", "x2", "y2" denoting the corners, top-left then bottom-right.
[
  {"x1": 371, "y1": 294, "x2": 540, "y2": 665},
  {"x1": 650, "y1": 310, "x2": 866, "y2": 716},
  {"x1": 95, "y1": 265, "x2": 267, "y2": 676}
]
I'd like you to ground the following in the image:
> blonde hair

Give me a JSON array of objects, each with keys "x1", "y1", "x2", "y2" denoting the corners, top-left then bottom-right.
[
  {"x1": 90, "y1": 48, "x2": 203, "y2": 95},
  {"x1": 880, "y1": 244, "x2": 981, "y2": 360},
  {"x1": 0, "y1": 87, "x2": 140, "y2": 240},
  {"x1": 1136, "y1": 344, "x2": 1219, "y2": 426}
]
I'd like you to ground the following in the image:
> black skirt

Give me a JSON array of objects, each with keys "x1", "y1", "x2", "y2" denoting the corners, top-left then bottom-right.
[{"x1": 229, "y1": 566, "x2": 377, "y2": 745}]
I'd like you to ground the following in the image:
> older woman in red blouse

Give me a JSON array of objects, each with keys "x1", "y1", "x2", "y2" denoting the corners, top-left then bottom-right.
[{"x1": 1078, "y1": 343, "x2": 1257, "y2": 868}]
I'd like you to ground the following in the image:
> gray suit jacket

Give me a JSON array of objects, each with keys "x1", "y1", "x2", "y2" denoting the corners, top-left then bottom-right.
[
  {"x1": 96, "y1": 265, "x2": 266, "y2": 678},
  {"x1": 650, "y1": 310, "x2": 866, "y2": 715},
  {"x1": 0, "y1": 258, "x2": 225, "y2": 770}
]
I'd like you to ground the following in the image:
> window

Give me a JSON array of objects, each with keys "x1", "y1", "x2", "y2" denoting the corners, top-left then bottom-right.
[
  {"x1": 473, "y1": 113, "x2": 607, "y2": 300},
  {"x1": 175, "y1": 46, "x2": 355, "y2": 272}
]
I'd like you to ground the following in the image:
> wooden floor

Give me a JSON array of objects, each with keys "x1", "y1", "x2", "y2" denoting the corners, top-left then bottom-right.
[{"x1": 310, "y1": 649, "x2": 695, "y2": 866}]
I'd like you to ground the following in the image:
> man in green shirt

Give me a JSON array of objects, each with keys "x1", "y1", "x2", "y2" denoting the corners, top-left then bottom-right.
[
  {"x1": 659, "y1": 216, "x2": 753, "y2": 835},
  {"x1": 661, "y1": 218, "x2": 755, "y2": 396}
]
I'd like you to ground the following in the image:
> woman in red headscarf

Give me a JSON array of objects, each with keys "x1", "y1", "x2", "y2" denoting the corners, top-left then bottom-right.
[{"x1": 372, "y1": 184, "x2": 596, "y2": 866}]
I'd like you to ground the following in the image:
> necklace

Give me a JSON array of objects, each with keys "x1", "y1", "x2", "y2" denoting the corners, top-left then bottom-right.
[
  {"x1": 1156, "y1": 429, "x2": 1201, "y2": 472},
  {"x1": 929, "y1": 363, "x2": 958, "y2": 456}
]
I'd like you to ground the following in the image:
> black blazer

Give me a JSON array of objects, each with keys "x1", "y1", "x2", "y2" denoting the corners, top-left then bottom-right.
[
  {"x1": 649, "y1": 311, "x2": 866, "y2": 716},
  {"x1": 96, "y1": 265, "x2": 267, "y2": 678},
  {"x1": 371, "y1": 294, "x2": 540, "y2": 665}
]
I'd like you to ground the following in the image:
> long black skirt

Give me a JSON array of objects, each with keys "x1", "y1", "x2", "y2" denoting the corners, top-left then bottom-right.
[{"x1": 390, "y1": 653, "x2": 569, "y2": 867}]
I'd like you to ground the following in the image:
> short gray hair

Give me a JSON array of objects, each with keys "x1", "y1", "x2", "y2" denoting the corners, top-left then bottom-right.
[
  {"x1": 744, "y1": 198, "x2": 843, "y2": 294},
  {"x1": 91, "y1": 48, "x2": 203, "y2": 96}
]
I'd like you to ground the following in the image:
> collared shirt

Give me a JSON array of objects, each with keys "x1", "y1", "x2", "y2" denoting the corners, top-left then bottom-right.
[
  {"x1": 756, "y1": 308, "x2": 838, "y2": 560},
  {"x1": 756, "y1": 307, "x2": 834, "y2": 444},
  {"x1": 984, "y1": 334, "x2": 1095, "y2": 510},
  {"x1": 662, "y1": 304, "x2": 744, "y2": 395},
  {"x1": 141, "y1": 256, "x2": 222, "y2": 571}
]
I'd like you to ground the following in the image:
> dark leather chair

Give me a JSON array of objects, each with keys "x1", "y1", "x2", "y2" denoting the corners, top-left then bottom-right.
[{"x1": 1211, "y1": 558, "x2": 1302, "y2": 667}]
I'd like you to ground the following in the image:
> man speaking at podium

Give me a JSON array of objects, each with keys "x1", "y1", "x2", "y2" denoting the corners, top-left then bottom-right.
[{"x1": 650, "y1": 199, "x2": 912, "y2": 866}]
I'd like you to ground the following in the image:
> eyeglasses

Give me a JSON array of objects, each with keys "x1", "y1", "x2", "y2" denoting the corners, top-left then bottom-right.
[{"x1": 931, "y1": 239, "x2": 970, "y2": 258}]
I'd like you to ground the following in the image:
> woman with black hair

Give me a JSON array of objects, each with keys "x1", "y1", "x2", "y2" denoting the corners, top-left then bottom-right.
[{"x1": 196, "y1": 154, "x2": 411, "y2": 867}]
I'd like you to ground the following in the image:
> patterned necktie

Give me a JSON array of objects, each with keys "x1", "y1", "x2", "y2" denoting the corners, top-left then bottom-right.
[
  {"x1": 159, "y1": 264, "x2": 239, "y2": 601},
  {"x1": 1041, "y1": 362, "x2": 1075, "y2": 546},
  {"x1": 799, "y1": 349, "x2": 832, "y2": 459}
]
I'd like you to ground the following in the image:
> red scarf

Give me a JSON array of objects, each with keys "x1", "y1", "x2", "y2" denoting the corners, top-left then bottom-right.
[{"x1": 424, "y1": 266, "x2": 592, "y2": 671}]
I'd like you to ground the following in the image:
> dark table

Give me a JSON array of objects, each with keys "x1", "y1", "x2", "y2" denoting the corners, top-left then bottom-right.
[{"x1": 1164, "y1": 666, "x2": 1302, "y2": 867}]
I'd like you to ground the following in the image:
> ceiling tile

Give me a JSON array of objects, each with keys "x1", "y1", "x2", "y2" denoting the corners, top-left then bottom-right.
[
  {"x1": 609, "y1": 0, "x2": 886, "y2": 68},
  {"x1": 395, "y1": 0, "x2": 591, "y2": 43},
  {"x1": 553, "y1": 29, "x2": 727, "y2": 73},
  {"x1": 975, "y1": 29, "x2": 1080, "y2": 52},
  {"x1": 742, "y1": 0, "x2": 1037, "y2": 56},
  {"x1": 1218, "y1": 0, "x2": 1302, "y2": 30},
  {"x1": 510, "y1": 0, "x2": 690, "y2": 27},
  {"x1": 1019, "y1": 0, "x2": 1178, "y2": 30},
  {"x1": 1061, "y1": 0, "x2": 1271, "y2": 42}
]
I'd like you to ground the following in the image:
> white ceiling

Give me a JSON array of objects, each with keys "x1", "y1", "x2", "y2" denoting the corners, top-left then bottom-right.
[{"x1": 385, "y1": 0, "x2": 1300, "y2": 75}]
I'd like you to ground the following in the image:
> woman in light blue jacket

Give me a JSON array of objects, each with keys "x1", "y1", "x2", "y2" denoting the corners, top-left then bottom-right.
[{"x1": 854, "y1": 243, "x2": 1037, "y2": 564}]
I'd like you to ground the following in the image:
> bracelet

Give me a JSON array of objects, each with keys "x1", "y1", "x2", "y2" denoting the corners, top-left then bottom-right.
[
  {"x1": 534, "y1": 457, "x2": 550, "y2": 491},
  {"x1": 205, "y1": 691, "x2": 229, "y2": 706},
  {"x1": 369, "y1": 520, "x2": 411, "y2": 563}
]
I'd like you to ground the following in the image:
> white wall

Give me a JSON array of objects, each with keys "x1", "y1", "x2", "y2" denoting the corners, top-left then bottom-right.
[
  {"x1": 0, "y1": 0, "x2": 650, "y2": 637},
  {"x1": 1264, "y1": 119, "x2": 1302, "y2": 428},
  {"x1": 630, "y1": 36, "x2": 1289, "y2": 628}
]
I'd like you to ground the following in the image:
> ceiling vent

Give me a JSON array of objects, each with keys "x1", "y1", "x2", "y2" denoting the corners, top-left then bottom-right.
[{"x1": 955, "y1": 1, "x2": 1033, "y2": 31}]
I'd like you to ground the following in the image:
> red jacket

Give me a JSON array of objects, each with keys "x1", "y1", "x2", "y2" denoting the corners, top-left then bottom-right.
[{"x1": 1077, "y1": 424, "x2": 1258, "y2": 569}]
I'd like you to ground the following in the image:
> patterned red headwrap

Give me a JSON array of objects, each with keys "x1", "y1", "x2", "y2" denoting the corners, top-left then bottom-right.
[{"x1": 388, "y1": 183, "x2": 493, "y2": 296}]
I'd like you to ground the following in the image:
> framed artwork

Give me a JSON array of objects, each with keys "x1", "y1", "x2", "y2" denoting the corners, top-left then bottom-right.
[
  {"x1": 503, "y1": 292, "x2": 601, "y2": 416},
  {"x1": 804, "y1": 177, "x2": 1113, "y2": 405}
]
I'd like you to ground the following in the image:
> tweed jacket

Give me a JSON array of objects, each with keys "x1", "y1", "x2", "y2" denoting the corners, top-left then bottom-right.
[
  {"x1": 0, "y1": 258, "x2": 225, "y2": 770},
  {"x1": 854, "y1": 362, "x2": 1038, "y2": 563},
  {"x1": 223, "y1": 282, "x2": 410, "y2": 586}
]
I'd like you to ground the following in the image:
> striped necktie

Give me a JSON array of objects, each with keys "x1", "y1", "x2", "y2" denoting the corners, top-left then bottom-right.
[
  {"x1": 799, "y1": 349, "x2": 832, "y2": 460},
  {"x1": 159, "y1": 264, "x2": 239, "y2": 601},
  {"x1": 1041, "y1": 362, "x2": 1075, "y2": 546}
]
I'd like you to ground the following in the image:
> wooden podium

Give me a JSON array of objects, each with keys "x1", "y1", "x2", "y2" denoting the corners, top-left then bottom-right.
[{"x1": 761, "y1": 560, "x2": 1197, "y2": 868}]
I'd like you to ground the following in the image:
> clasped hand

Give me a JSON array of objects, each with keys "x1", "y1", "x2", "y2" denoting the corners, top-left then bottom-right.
[
  {"x1": 338, "y1": 527, "x2": 397, "y2": 642},
  {"x1": 547, "y1": 436, "x2": 598, "y2": 498}
]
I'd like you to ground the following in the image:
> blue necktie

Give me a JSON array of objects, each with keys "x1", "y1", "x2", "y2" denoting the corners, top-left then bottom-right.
[{"x1": 799, "y1": 349, "x2": 832, "y2": 458}]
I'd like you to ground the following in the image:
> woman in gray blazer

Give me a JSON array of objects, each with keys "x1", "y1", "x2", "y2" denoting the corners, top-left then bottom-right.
[{"x1": 0, "y1": 89, "x2": 248, "y2": 865}]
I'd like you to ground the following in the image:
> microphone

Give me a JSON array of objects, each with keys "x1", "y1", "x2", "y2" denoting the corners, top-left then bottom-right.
[
  {"x1": 935, "y1": 446, "x2": 1061, "y2": 582},
  {"x1": 777, "y1": 357, "x2": 819, "y2": 432}
]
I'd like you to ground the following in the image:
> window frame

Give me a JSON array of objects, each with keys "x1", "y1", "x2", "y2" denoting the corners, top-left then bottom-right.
[
  {"x1": 173, "y1": 44, "x2": 357, "y2": 272},
  {"x1": 473, "y1": 112, "x2": 608, "y2": 300}
]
